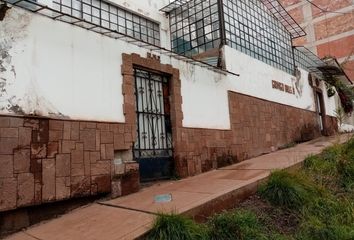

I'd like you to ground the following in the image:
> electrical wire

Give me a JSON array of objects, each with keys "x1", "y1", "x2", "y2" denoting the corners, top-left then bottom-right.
[{"x1": 303, "y1": 0, "x2": 353, "y2": 15}]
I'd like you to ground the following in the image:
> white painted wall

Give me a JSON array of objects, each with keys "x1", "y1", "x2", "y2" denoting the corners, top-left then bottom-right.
[
  {"x1": 0, "y1": 7, "x2": 140, "y2": 122},
  {"x1": 0, "y1": 5, "x2": 336, "y2": 129},
  {"x1": 224, "y1": 46, "x2": 316, "y2": 112}
]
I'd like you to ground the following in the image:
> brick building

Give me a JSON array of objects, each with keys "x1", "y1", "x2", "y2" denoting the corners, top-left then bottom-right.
[
  {"x1": 279, "y1": 0, "x2": 354, "y2": 128},
  {"x1": 280, "y1": 0, "x2": 353, "y2": 80},
  {"x1": 0, "y1": 0, "x2": 344, "y2": 234}
]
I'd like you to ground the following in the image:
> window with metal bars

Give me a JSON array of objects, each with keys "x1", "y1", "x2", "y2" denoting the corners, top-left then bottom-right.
[
  {"x1": 52, "y1": 0, "x2": 161, "y2": 46},
  {"x1": 223, "y1": 0, "x2": 295, "y2": 74},
  {"x1": 169, "y1": 0, "x2": 221, "y2": 56},
  {"x1": 168, "y1": 0, "x2": 296, "y2": 75}
]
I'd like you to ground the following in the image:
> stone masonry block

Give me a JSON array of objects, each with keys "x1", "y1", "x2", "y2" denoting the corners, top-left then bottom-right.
[
  {"x1": 18, "y1": 127, "x2": 32, "y2": 147},
  {"x1": 49, "y1": 120, "x2": 64, "y2": 131},
  {"x1": 9, "y1": 117, "x2": 24, "y2": 127},
  {"x1": 49, "y1": 130, "x2": 63, "y2": 142},
  {"x1": 80, "y1": 129, "x2": 96, "y2": 151},
  {"x1": 14, "y1": 149, "x2": 30, "y2": 173},
  {"x1": 1, "y1": 128, "x2": 19, "y2": 138},
  {"x1": 56, "y1": 154, "x2": 71, "y2": 177},
  {"x1": 47, "y1": 142, "x2": 59, "y2": 158},
  {"x1": 90, "y1": 151, "x2": 101, "y2": 163},
  {"x1": 0, "y1": 177, "x2": 17, "y2": 211},
  {"x1": 17, "y1": 173, "x2": 34, "y2": 207},
  {"x1": 42, "y1": 158, "x2": 56, "y2": 202},
  {"x1": 71, "y1": 148, "x2": 84, "y2": 164},
  {"x1": 71, "y1": 163, "x2": 84, "y2": 177},
  {"x1": 91, "y1": 175, "x2": 111, "y2": 193},
  {"x1": 100, "y1": 144, "x2": 114, "y2": 160},
  {"x1": 0, "y1": 117, "x2": 10, "y2": 127},
  {"x1": 61, "y1": 140, "x2": 76, "y2": 154},
  {"x1": 84, "y1": 152, "x2": 91, "y2": 176},
  {"x1": 71, "y1": 122, "x2": 80, "y2": 140},
  {"x1": 114, "y1": 134, "x2": 125, "y2": 149},
  {"x1": 0, "y1": 155, "x2": 13, "y2": 178},
  {"x1": 56, "y1": 177, "x2": 70, "y2": 200},
  {"x1": 91, "y1": 160, "x2": 110, "y2": 176},
  {"x1": 100, "y1": 131, "x2": 113, "y2": 144},
  {"x1": 63, "y1": 122, "x2": 71, "y2": 140},
  {"x1": 0, "y1": 137, "x2": 18, "y2": 154}
]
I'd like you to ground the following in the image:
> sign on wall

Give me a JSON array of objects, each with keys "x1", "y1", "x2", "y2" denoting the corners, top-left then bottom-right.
[{"x1": 272, "y1": 80, "x2": 295, "y2": 95}]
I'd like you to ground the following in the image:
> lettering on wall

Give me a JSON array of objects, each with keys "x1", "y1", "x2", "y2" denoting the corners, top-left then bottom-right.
[{"x1": 272, "y1": 80, "x2": 295, "y2": 95}]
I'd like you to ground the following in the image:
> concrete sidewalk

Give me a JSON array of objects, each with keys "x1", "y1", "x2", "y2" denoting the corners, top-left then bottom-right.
[{"x1": 5, "y1": 134, "x2": 352, "y2": 240}]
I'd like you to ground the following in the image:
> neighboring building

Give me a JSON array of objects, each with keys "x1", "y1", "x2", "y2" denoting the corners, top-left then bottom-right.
[
  {"x1": 0, "y1": 0, "x2": 342, "y2": 231},
  {"x1": 280, "y1": 0, "x2": 354, "y2": 131},
  {"x1": 280, "y1": 0, "x2": 353, "y2": 80}
]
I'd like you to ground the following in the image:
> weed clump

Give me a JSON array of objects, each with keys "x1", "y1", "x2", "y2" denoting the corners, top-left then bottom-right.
[
  {"x1": 147, "y1": 213, "x2": 208, "y2": 240},
  {"x1": 146, "y1": 137, "x2": 354, "y2": 240},
  {"x1": 304, "y1": 139, "x2": 354, "y2": 192},
  {"x1": 258, "y1": 171, "x2": 320, "y2": 210},
  {"x1": 207, "y1": 210, "x2": 284, "y2": 240}
]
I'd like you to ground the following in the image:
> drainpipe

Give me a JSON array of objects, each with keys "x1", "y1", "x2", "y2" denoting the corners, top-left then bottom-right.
[{"x1": 217, "y1": 0, "x2": 227, "y2": 69}]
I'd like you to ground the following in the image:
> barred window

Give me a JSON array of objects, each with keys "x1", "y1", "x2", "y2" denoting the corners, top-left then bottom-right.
[
  {"x1": 53, "y1": 0, "x2": 160, "y2": 46},
  {"x1": 223, "y1": 0, "x2": 294, "y2": 74},
  {"x1": 293, "y1": 48, "x2": 311, "y2": 72},
  {"x1": 169, "y1": 0, "x2": 221, "y2": 56}
]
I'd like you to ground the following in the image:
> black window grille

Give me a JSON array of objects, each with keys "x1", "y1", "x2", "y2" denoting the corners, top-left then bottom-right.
[
  {"x1": 293, "y1": 46, "x2": 327, "y2": 77},
  {"x1": 223, "y1": 0, "x2": 295, "y2": 74},
  {"x1": 293, "y1": 47, "x2": 311, "y2": 72},
  {"x1": 167, "y1": 0, "x2": 297, "y2": 74},
  {"x1": 169, "y1": 0, "x2": 221, "y2": 56},
  {"x1": 53, "y1": 0, "x2": 160, "y2": 46}
]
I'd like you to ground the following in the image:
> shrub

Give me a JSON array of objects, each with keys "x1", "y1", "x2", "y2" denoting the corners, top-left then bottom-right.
[
  {"x1": 304, "y1": 139, "x2": 354, "y2": 192},
  {"x1": 337, "y1": 157, "x2": 354, "y2": 190},
  {"x1": 207, "y1": 210, "x2": 268, "y2": 240},
  {"x1": 147, "y1": 213, "x2": 208, "y2": 240},
  {"x1": 320, "y1": 144, "x2": 342, "y2": 162},
  {"x1": 297, "y1": 216, "x2": 354, "y2": 240},
  {"x1": 303, "y1": 155, "x2": 338, "y2": 190},
  {"x1": 303, "y1": 195, "x2": 353, "y2": 226},
  {"x1": 259, "y1": 171, "x2": 320, "y2": 210}
]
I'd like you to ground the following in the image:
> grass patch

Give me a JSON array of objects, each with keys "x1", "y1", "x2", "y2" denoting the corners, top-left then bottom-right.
[
  {"x1": 147, "y1": 213, "x2": 208, "y2": 240},
  {"x1": 146, "y1": 137, "x2": 354, "y2": 240},
  {"x1": 207, "y1": 210, "x2": 268, "y2": 240},
  {"x1": 258, "y1": 171, "x2": 321, "y2": 210},
  {"x1": 304, "y1": 139, "x2": 354, "y2": 193}
]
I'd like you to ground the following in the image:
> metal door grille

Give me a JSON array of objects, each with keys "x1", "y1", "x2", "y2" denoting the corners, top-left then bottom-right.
[{"x1": 133, "y1": 69, "x2": 173, "y2": 181}]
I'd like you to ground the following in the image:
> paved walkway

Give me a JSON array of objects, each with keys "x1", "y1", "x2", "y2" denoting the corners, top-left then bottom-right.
[{"x1": 6, "y1": 134, "x2": 352, "y2": 240}]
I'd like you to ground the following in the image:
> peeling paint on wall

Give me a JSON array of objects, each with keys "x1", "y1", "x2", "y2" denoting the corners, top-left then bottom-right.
[
  {"x1": 0, "y1": 3, "x2": 10, "y2": 21},
  {"x1": 0, "y1": 8, "x2": 30, "y2": 114},
  {"x1": 18, "y1": 79, "x2": 67, "y2": 117},
  {"x1": 0, "y1": 8, "x2": 64, "y2": 117}
]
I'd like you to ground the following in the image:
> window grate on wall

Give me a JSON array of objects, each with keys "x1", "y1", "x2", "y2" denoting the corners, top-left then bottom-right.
[
  {"x1": 53, "y1": 0, "x2": 160, "y2": 46},
  {"x1": 223, "y1": 0, "x2": 295, "y2": 74},
  {"x1": 169, "y1": 0, "x2": 221, "y2": 56},
  {"x1": 293, "y1": 46, "x2": 327, "y2": 76}
]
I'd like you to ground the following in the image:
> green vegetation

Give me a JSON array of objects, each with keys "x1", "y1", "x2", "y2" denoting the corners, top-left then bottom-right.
[
  {"x1": 146, "y1": 137, "x2": 354, "y2": 240},
  {"x1": 147, "y1": 213, "x2": 208, "y2": 240},
  {"x1": 207, "y1": 210, "x2": 268, "y2": 240},
  {"x1": 258, "y1": 171, "x2": 321, "y2": 210}
]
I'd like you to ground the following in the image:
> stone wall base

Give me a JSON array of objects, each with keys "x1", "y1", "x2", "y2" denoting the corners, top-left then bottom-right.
[
  {"x1": 0, "y1": 116, "x2": 139, "y2": 213},
  {"x1": 173, "y1": 91, "x2": 336, "y2": 177}
]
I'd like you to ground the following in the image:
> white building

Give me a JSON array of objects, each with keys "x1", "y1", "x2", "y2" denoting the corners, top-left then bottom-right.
[{"x1": 0, "y1": 0, "x2": 344, "y2": 231}]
